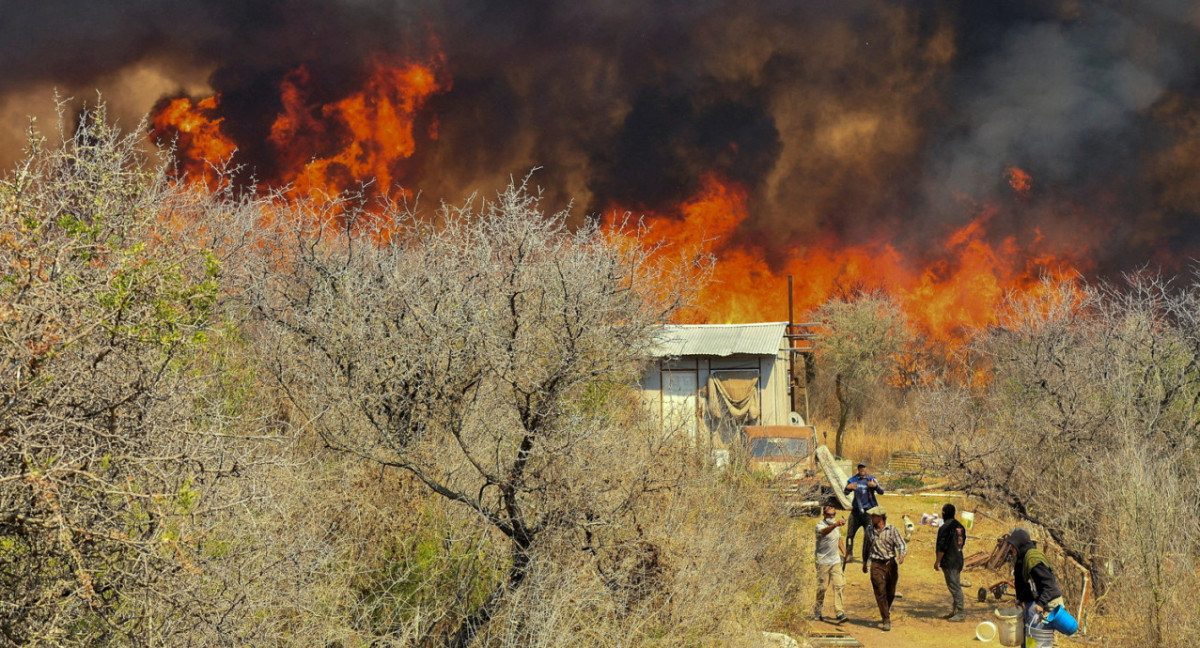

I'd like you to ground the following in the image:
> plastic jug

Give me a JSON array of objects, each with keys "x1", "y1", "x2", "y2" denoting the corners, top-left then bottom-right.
[{"x1": 1044, "y1": 604, "x2": 1078, "y2": 635}]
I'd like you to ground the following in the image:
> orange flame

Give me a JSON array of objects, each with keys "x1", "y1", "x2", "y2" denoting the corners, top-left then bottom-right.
[
  {"x1": 268, "y1": 57, "x2": 448, "y2": 202},
  {"x1": 150, "y1": 54, "x2": 449, "y2": 204},
  {"x1": 150, "y1": 96, "x2": 236, "y2": 186},
  {"x1": 1006, "y1": 166, "x2": 1032, "y2": 196},
  {"x1": 614, "y1": 173, "x2": 1088, "y2": 345}
]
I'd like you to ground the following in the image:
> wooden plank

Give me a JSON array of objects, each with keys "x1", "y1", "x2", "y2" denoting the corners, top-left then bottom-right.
[
  {"x1": 807, "y1": 630, "x2": 864, "y2": 647},
  {"x1": 964, "y1": 551, "x2": 991, "y2": 569},
  {"x1": 815, "y1": 446, "x2": 853, "y2": 509}
]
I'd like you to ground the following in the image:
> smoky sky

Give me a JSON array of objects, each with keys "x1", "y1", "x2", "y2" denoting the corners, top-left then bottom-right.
[{"x1": 4, "y1": 0, "x2": 1200, "y2": 275}]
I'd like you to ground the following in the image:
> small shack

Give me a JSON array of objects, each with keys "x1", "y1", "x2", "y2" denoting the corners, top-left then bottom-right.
[{"x1": 639, "y1": 322, "x2": 796, "y2": 451}]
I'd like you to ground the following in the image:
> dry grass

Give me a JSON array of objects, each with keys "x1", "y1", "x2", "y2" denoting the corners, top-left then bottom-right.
[
  {"x1": 450, "y1": 459, "x2": 810, "y2": 648},
  {"x1": 809, "y1": 418, "x2": 924, "y2": 469}
]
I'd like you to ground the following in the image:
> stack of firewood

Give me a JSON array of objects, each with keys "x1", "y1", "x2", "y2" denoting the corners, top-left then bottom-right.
[{"x1": 964, "y1": 533, "x2": 1011, "y2": 570}]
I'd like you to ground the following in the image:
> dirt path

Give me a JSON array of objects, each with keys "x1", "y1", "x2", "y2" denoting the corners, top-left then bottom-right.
[{"x1": 802, "y1": 492, "x2": 1081, "y2": 648}]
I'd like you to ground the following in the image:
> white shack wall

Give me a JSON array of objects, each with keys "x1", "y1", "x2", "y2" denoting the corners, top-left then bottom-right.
[{"x1": 639, "y1": 349, "x2": 793, "y2": 439}]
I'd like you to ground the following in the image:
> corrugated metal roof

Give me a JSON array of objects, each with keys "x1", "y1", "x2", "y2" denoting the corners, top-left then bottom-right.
[{"x1": 651, "y1": 322, "x2": 788, "y2": 357}]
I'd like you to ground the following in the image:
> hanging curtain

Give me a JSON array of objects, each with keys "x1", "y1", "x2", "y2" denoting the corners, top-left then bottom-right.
[{"x1": 707, "y1": 371, "x2": 760, "y2": 424}]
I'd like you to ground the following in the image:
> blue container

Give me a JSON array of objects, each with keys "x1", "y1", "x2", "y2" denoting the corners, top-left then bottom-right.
[{"x1": 1044, "y1": 604, "x2": 1078, "y2": 635}]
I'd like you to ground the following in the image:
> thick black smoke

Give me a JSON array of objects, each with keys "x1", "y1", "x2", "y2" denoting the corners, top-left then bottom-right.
[{"x1": 3, "y1": 0, "x2": 1200, "y2": 274}]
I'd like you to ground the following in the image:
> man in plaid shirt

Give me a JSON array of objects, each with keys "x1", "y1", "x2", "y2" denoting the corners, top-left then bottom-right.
[{"x1": 862, "y1": 505, "x2": 906, "y2": 631}]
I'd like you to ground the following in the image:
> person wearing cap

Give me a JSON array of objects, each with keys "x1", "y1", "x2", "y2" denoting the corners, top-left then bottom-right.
[
  {"x1": 1006, "y1": 529, "x2": 1065, "y2": 630},
  {"x1": 844, "y1": 462, "x2": 884, "y2": 562},
  {"x1": 862, "y1": 505, "x2": 906, "y2": 631},
  {"x1": 934, "y1": 503, "x2": 967, "y2": 621}
]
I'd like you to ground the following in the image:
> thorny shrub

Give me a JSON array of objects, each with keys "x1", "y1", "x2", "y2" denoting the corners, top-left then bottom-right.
[
  {"x1": 917, "y1": 275, "x2": 1200, "y2": 647},
  {"x1": 1, "y1": 107, "x2": 808, "y2": 647}
]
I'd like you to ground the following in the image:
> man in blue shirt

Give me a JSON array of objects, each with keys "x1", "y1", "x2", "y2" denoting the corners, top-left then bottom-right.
[{"x1": 844, "y1": 462, "x2": 884, "y2": 562}]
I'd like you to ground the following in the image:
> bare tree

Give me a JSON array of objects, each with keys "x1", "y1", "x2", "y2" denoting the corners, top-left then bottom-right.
[
  {"x1": 248, "y1": 179, "x2": 705, "y2": 646},
  {"x1": 814, "y1": 293, "x2": 912, "y2": 456}
]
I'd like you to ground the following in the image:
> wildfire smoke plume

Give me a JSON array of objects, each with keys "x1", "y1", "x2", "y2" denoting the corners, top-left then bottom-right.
[{"x1": 4, "y1": 0, "x2": 1200, "y2": 337}]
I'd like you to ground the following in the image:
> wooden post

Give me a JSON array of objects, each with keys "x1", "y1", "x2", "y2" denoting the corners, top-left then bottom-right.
[{"x1": 787, "y1": 275, "x2": 796, "y2": 416}]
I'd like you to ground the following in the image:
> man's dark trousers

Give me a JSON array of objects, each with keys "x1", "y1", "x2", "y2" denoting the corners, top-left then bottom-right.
[
  {"x1": 846, "y1": 509, "x2": 871, "y2": 559},
  {"x1": 869, "y1": 559, "x2": 898, "y2": 622}
]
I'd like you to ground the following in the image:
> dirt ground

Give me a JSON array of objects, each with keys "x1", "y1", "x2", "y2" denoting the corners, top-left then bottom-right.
[{"x1": 801, "y1": 492, "x2": 1088, "y2": 648}]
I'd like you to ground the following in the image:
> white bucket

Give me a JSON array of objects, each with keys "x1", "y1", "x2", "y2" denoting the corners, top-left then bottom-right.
[
  {"x1": 994, "y1": 606, "x2": 1022, "y2": 647},
  {"x1": 976, "y1": 621, "x2": 999, "y2": 642},
  {"x1": 961, "y1": 511, "x2": 976, "y2": 530}
]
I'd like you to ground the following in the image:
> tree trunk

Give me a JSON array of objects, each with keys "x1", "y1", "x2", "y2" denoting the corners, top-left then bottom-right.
[
  {"x1": 445, "y1": 534, "x2": 532, "y2": 648},
  {"x1": 445, "y1": 482, "x2": 534, "y2": 648}
]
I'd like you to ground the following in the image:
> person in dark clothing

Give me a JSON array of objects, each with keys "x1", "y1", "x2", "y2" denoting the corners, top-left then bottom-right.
[
  {"x1": 844, "y1": 462, "x2": 884, "y2": 562},
  {"x1": 934, "y1": 503, "x2": 967, "y2": 621},
  {"x1": 1006, "y1": 528, "x2": 1065, "y2": 629}
]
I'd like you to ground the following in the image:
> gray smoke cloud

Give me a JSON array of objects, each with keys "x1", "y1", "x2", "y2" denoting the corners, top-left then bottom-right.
[
  {"x1": 932, "y1": 23, "x2": 1160, "y2": 200},
  {"x1": 915, "y1": 2, "x2": 1200, "y2": 270}
]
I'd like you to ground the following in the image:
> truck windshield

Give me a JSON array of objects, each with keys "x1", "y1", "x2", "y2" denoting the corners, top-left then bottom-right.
[{"x1": 749, "y1": 437, "x2": 807, "y2": 458}]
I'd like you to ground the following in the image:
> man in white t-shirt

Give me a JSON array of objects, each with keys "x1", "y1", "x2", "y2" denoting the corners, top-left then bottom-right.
[{"x1": 814, "y1": 504, "x2": 848, "y2": 623}]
